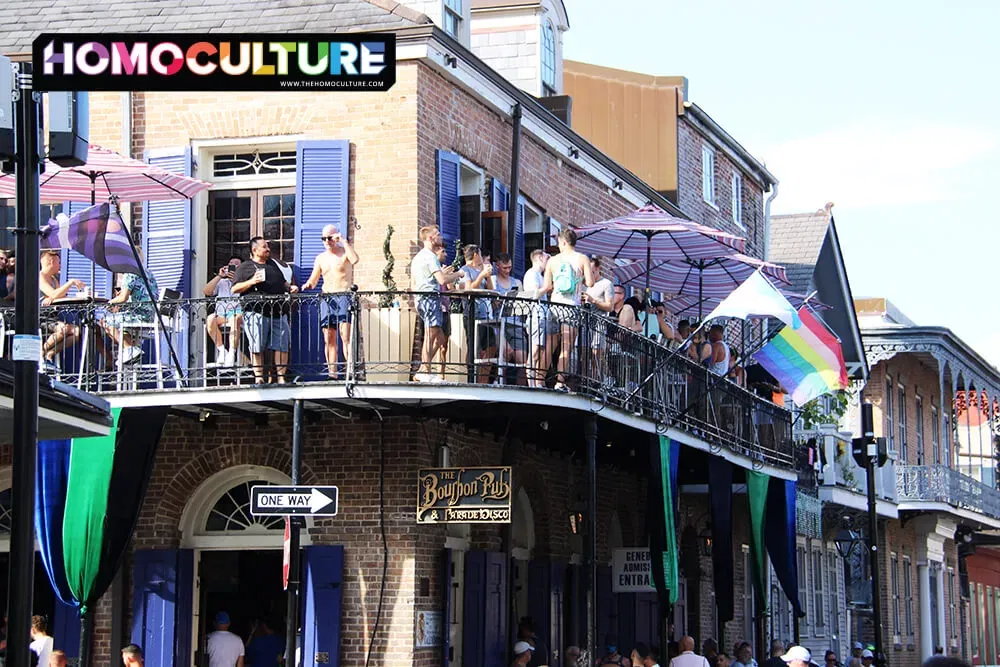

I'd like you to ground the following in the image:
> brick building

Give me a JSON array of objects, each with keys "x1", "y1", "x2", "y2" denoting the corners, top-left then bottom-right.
[{"x1": 0, "y1": 2, "x2": 800, "y2": 667}]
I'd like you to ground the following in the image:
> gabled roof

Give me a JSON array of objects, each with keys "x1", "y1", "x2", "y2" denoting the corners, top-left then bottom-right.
[
  {"x1": 0, "y1": 0, "x2": 429, "y2": 55},
  {"x1": 770, "y1": 203, "x2": 868, "y2": 381}
]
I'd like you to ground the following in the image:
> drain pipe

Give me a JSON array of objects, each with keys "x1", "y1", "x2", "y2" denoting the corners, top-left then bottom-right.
[
  {"x1": 506, "y1": 103, "x2": 522, "y2": 260},
  {"x1": 763, "y1": 180, "x2": 778, "y2": 261}
]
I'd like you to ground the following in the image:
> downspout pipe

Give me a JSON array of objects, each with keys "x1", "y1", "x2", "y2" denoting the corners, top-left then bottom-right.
[
  {"x1": 507, "y1": 103, "x2": 522, "y2": 261},
  {"x1": 763, "y1": 180, "x2": 778, "y2": 261}
]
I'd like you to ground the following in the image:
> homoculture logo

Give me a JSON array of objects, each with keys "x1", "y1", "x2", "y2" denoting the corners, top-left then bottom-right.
[{"x1": 32, "y1": 33, "x2": 396, "y2": 92}]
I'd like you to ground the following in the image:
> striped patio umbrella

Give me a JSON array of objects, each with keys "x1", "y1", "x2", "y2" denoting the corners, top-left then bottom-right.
[
  {"x1": 614, "y1": 253, "x2": 790, "y2": 319},
  {"x1": 0, "y1": 144, "x2": 211, "y2": 204},
  {"x1": 573, "y1": 205, "x2": 747, "y2": 292}
]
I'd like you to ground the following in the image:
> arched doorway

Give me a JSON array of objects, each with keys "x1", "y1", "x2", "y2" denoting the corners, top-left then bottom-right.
[{"x1": 180, "y1": 466, "x2": 314, "y2": 663}]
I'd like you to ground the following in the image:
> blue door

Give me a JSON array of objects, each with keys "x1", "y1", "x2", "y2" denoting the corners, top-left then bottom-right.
[
  {"x1": 131, "y1": 548, "x2": 193, "y2": 667},
  {"x1": 483, "y1": 552, "x2": 508, "y2": 667},
  {"x1": 463, "y1": 551, "x2": 508, "y2": 667},
  {"x1": 528, "y1": 560, "x2": 552, "y2": 666},
  {"x1": 463, "y1": 551, "x2": 486, "y2": 666},
  {"x1": 302, "y1": 545, "x2": 344, "y2": 667}
]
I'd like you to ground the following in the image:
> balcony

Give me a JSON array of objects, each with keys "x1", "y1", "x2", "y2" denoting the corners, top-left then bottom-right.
[
  {"x1": 896, "y1": 464, "x2": 1000, "y2": 521},
  {"x1": 810, "y1": 426, "x2": 898, "y2": 516},
  {"x1": 28, "y1": 290, "x2": 793, "y2": 466}
]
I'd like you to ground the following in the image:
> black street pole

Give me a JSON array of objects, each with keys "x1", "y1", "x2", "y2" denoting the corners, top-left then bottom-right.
[
  {"x1": 285, "y1": 399, "x2": 304, "y2": 667},
  {"x1": 866, "y1": 457, "x2": 886, "y2": 667},
  {"x1": 584, "y1": 415, "x2": 597, "y2": 665},
  {"x1": 9, "y1": 61, "x2": 41, "y2": 667},
  {"x1": 506, "y1": 102, "x2": 521, "y2": 262}
]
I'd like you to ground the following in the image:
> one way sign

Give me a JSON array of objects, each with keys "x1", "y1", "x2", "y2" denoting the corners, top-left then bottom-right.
[{"x1": 250, "y1": 485, "x2": 339, "y2": 517}]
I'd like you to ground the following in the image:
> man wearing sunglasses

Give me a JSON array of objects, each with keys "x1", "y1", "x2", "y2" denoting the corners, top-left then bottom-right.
[{"x1": 302, "y1": 224, "x2": 360, "y2": 378}]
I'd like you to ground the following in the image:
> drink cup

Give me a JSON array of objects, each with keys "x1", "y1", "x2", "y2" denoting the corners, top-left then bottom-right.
[{"x1": 255, "y1": 268, "x2": 266, "y2": 282}]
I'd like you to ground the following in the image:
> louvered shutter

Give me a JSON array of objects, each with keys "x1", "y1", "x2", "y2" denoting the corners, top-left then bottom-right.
[
  {"x1": 514, "y1": 196, "x2": 526, "y2": 278},
  {"x1": 142, "y1": 149, "x2": 193, "y2": 296},
  {"x1": 61, "y1": 200, "x2": 113, "y2": 298},
  {"x1": 490, "y1": 178, "x2": 508, "y2": 212},
  {"x1": 436, "y1": 150, "x2": 461, "y2": 265},
  {"x1": 293, "y1": 140, "x2": 350, "y2": 288},
  {"x1": 303, "y1": 545, "x2": 344, "y2": 667}
]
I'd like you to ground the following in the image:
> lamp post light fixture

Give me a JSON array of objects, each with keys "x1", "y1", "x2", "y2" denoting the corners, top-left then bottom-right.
[{"x1": 835, "y1": 515, "x2": 862, "y2": 561}]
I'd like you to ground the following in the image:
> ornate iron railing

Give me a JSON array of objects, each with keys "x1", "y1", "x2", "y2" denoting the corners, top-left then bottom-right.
[
  {"x1": 12, "y1": 290, "x2": 793, "y2": 466},
  {"x1": 896, "y1": 464, "x2": 1000, "y2": 519}
]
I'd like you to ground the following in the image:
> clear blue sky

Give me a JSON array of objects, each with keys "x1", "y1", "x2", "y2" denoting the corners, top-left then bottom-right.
[{"x1": 563, "y1": 0, "x2": 1000, "y2": 367}]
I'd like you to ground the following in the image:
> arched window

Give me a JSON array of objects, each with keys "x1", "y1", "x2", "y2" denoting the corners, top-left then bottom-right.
[
  {"x1": 205, "y1": 479, "x2": 283, "y2": 533},
  {"x1": 541, "y1": 20, "x2": 556, "y2": 95}
]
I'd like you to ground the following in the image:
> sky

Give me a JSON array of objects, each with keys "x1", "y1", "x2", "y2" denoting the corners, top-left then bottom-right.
[{"x1": 562, "y1": 0, "x2": 1000, "y2": 368}]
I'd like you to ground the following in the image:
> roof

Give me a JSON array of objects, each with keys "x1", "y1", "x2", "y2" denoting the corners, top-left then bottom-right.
[
  {"x1": 0, "y1": 360, "x2": 112, "y2": 438},
  {"x1": 768, "y1": 205, "x2": 833, "y2": 294},
  {"x1": 0, "y1": 0, "x2": 429, "y2": 55},
  {"x1": 769, "y1": 203, "x2": 868, "y2": 381}
]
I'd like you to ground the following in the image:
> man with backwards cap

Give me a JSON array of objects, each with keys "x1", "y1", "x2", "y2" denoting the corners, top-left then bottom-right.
[
  {"x1": 598, "y1": 635, "x2": 631, "y2": 667},
  {"x1": 511, "y1": 641, "x2": 534, "y2": 667},
  {"x1": 780, "y1": 646, "x2": 813, "y2": 667},
  {"x1": 207, "y1": 611, "x2": 245, "y2": 667}
]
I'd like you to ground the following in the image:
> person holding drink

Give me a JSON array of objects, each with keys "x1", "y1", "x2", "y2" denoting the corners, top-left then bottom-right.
[
  {"x1": 203, "y1": 255, "x2": 244, "y2": 367},
  {"x1": 232, "y1": 237, "x2": 293, "y2": 384}
]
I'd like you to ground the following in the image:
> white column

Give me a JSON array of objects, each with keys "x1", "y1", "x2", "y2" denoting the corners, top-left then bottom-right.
[
  {"x1": 919, "y1": 562, "x2": 934, "y2": 662},
  {"x1": 937, "y1": 562, "x2": 948, "y2": 653}
]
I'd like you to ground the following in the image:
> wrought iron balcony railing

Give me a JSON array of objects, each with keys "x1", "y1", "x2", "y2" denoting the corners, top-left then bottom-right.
[
  {"x1": 896, "y1": 464, "x2": 1000, "y2": 520},
  {"x1": 16, "y1": 290, "x2": 793, "y2": 466}
]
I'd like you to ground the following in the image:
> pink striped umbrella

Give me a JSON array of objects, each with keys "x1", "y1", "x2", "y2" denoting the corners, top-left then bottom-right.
[
  {"x1": 615, "y1": 253, "x2": 789, "y2": 298},
  {"x1": 0, "y1": 144, "x2": 211, "y2": 204},
  {"x1": 574, "y1": 205, "x2": 746, "y2": 273}
]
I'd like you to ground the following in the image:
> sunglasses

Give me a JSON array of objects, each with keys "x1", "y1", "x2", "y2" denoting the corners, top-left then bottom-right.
[{"x1": 321, "y1": 236, "x2": 338, "y2": 241}]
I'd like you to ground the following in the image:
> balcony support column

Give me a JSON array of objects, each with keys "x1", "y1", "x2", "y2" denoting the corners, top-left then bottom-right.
[
  {"x1": 936, "y1": 563, "x2": 948, "y2": 652},
  {"x1": 918, "y1": 561, "x2": 933, "y2": 662},
  {"x1": 938, "y1": 364, "x2": 947, "y2": 465}
]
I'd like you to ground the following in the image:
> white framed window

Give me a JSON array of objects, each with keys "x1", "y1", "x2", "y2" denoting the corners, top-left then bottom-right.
[
  {"x1": 949, "y1": 566, "x2": 959, "y2": 643},
  {"x1": 812, "y1": 550, "x2": 825, "y2": 634},
  {"x1": 885, "y1": 376, "x2": 895, "y2": 452},
  {"x1": 731, "y1": 171, "x2": 744, "y2": 227},
  {"x1": 903, "y1": 556, "x2": 914, "y2": 638},
  {"x1": 916, "y1": 395, "x2": 925, "y2": 465},
  {"x1": 891, "y1": 552, "x2": 901, "y2": 639},
  {"x1": 931, "y1": 404, "x2": 940, "y2": 465},
  {"x1": 701, "y1": 144, "x2": 716, "y2": 206},
  {"x1": 541, "y1": 20, "x2": 556, "y2": 96},
  {"x1": 443, "y1": 0, "x2": 463, "y2": 38},
  {"x1": 898, "y1": 384, "x2": 907, "y2": 462}
]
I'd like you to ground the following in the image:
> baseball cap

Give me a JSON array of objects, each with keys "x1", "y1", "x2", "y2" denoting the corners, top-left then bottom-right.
[
  {"x1": 214, "y1": 611, "x2": 230, "y2": 625},
  {"x1": 781, "y1": 647, "x2": 812, "y2": 663},
  {"x1": 514, "y1": 642, "x2": 534, "y2": 656},
  {"x1": 862, "y1": 650, "x2": 874, "y2": 659},
  {"x1": 853, "y1": 643, "x2": 864, "y2": 650}
]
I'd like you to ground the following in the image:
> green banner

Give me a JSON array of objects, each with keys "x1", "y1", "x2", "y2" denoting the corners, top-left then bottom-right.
[
  {"x1": 746, "y1": 470, "x2": 770, "y2": 610},
  {"x1": 659, "y1": 435, "x2": 679, "y2": 605},
  {"x1": 62, "y1": 408, "x2": 121, "y2": 608}
]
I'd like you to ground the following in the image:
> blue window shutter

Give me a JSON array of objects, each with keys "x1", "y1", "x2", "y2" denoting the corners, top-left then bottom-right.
[
  {"x1": 142, "y1": 148, "x2": 193, "y2": 296},
  {"x1": 484, "y1": 552, "x2": 508, "y2": 667},
  {"x1": 174, "y1": 550, "x2": 195, "y2": 667},
  {"x1": 436, "y1": 150, "x2": 461, "y2": 265},
  {"x1": 60, "y1": 201, "x2": 114, "y2": 298},
  {"x1": 463, "y1": 550, "x2": 486, "y2": 666},
  {"x1": 514, "y1": 196, "x2": 526, "y2": 278},
  {"x1": 294, "y1": 140, "x2": 350, "y2": 288},
  {"x1": 443, "y1": 549, "x2": 453, "y2": 665},
  {"x1": 51, "y1": 600, "x2": 81, "y2": 661},
  {"x1": 303, "y1": 545, "x2": 344, "y2": 667},
  {"x1": 131, "y1": 549, "x2": 180, "y2": 667},
  {"x1": 490, "y1": 178, "x2": 508, "y2": 213}
]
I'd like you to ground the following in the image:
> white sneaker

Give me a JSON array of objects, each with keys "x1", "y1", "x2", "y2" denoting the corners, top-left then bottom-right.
[
  {"x1": 414, "y1": 372, "x2": 442, "y2": 383},
  {"x1": 215, "y1": 346, "x2": 226, "y2": 365},
  {"x1": 120, "y1": 345, "x2": 143, "y2": 364},
  {"x1": 226, "y1": 348, "x2": 238, "y2": 367}
]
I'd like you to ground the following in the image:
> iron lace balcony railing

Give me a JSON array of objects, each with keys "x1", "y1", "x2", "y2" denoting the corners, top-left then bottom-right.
[
  {"x1": 896, "y1": 464, "x2": 1000, "y2": 520},
  {"x1": 18, "y1": 290, "x2": 793, "y2": 466}
]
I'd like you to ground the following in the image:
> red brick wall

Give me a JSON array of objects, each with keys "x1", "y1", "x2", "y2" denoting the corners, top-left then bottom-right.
[{"x1": 675, "y1": 119, "x2": 767, "y2": 261}]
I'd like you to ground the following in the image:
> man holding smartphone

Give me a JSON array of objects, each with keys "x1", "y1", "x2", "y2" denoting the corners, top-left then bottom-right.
[
  {"x1": 301, "y1": 223, "x2": 360, "y2": 379},
  {"x1": 203, "y1": 255, "x2": 244, "y2": 367},
  {"x1": 233, "y1": 237, "x2": 293, "y2": 384}
]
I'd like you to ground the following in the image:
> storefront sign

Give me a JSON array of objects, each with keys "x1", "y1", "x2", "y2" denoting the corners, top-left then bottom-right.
[
  {"x1": 612, "y1": 548, "x2": 656, "y2": 593},
  {"x1": 416, "y1": 467, "x2": 512, "y2": 524},
  {"x1": 414, "y1": 610, "x2": 443, "y2": 648}
]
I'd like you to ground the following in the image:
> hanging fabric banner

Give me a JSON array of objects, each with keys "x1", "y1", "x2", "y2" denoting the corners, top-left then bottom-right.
[
  {"x1": 746, "y1": 470, "x2": 771, "y2": 610},
  {"x1": 708, "y1": 457, "x2": 734, "y2": 622},
  {"x1": 765, "y1": 478, "x2": 802, "y2": 616}
]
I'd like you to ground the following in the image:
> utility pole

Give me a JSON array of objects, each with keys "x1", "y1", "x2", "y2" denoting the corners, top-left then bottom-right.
[
  {"x1": 8, "y1": 60, "x2": 42, "y2": 667},
  {"x1": 285, "y1": 400, "x2": 304, "y2": 667},
  {"x1": 852, "y1": 402, "x2": 888, "y2": 667}
]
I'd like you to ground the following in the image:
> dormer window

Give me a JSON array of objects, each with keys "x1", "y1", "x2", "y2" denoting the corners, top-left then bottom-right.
[
  {"x1": 541, "y1": 20, "x2": 556, "y2": 95},
  {"x1": 444, "y1": 0, "x2": 463, "y2": 38}
]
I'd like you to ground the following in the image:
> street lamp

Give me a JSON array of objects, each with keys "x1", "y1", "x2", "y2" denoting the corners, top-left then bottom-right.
[{"x1": 835, "y1": 515, "x2": 862, "y2": 560}]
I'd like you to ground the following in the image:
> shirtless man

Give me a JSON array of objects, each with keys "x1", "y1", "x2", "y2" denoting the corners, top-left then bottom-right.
[
  {"x1": 302, "y1": 224, "x2": 360, "y2": 378},
  {"x1": 38, "y1": 250, "x2": 83, "y2": 372},
  {"x1": 540, "y1": 228, "x2": 594, "y2": 390}
]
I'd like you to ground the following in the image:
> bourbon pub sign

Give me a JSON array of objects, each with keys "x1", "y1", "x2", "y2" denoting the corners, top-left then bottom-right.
[{"x1": 416, "y1": 467, "x2": 512, "y2": 524}]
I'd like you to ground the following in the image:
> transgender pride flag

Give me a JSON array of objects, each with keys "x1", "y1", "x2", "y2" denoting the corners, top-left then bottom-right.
[
  {"x1": 40, "y1": 202, "x2": 142, "y2": 275},
  {"x1": 753, "y1": 306, "x2": 850, "y2": 405}
]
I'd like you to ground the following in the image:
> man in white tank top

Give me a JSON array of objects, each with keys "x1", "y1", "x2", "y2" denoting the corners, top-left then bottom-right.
[{"x1": 708, "y1": 324, "x2": 730, "y2": 376}]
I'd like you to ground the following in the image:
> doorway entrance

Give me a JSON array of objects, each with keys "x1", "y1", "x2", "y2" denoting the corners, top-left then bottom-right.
[{"x1": 196, "y1": 549, "x2": 285, "y2": 652}]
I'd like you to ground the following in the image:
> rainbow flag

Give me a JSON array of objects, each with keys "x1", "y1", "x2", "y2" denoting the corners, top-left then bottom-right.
[{"x1": 753, "y1": 306, "x2": 849, "y2": 404}]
